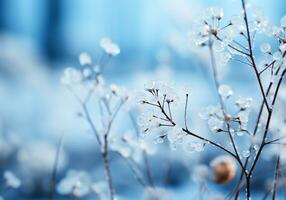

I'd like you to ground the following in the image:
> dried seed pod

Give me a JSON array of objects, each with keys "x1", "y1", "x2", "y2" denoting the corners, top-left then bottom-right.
[{"x1": 210, "y1": 155, "x2": 237, "y2": 184}]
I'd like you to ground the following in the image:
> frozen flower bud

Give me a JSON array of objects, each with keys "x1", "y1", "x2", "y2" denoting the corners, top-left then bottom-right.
[
  {"x1": 242, "y1": 150, "x2": 250, "y2": 158},
  {"x1": 210, "y1": 155, "x2": 237, "y2": 184},
  {"x1": 280, "y1": 43, "x2": 286, "y2": 52},
  {"x1": 100, "y1": 37, "x2": 120, "y2": 56},
  {"x1": 167, "y1": 127, "x2": 184, "y2": 144},
  {"x1": 185, "y1": 142, "x2": 205, "y2": 153},
  {"x1": 260, "y1": 43, "x2": 271, "y2": 54},
  {"x1": 206, "y1": 7, "x2": 224, "y2": 20},
  {"x1": 57, "y1": 170, "x2": 90, "y2": 197},
  {"x1": 110, "y1": 84, "x2": 120, "y2": 95},
  {"x1": 273, "y1": 51, "x2": 282, "y2": 60},
  {"x1": 219, "y1": 52, "x2": 232, "y2": 65},
  {"x1": 93, "y1": 64, "x2": 101, "y2": 73},
  {"x1": 83, "y1": 68, "x2": 92, "y2": 78},
  {"x1": 61, "y1": 67, "x2": 82, "y2": 86},
  {"x1": 271, "y1": 26, "x2": 281, "y2": 36},
  {"x1": 281, "y1": 15, "x2": 286, "y2": 28},
  {"x1": 118, "y1": 146, "x2": 131, "y2": 158},
  {"x1": 4, "y1": 171, "x2": 21, "y2": 188},
  {"x1": 79, "y1": 52, "x2": 92, "y2": 66},
  {"x1": 236, "y1": 97, "x2": 252, "y2": 110},
  {"x1": 218, "y1": 85, "x2": 233, "y2": 99}
]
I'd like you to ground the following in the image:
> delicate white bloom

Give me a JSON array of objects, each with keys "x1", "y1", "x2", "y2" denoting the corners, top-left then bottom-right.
[
  {"x1": 252, "y1": 11, "x2": 269, "y2": 32},
  {"x1": 235, "y1": 97, "x2": 252, "y2": 110},
  {"x1": 57, "y1": 170, "x2": 91, "y2": 197},
  {"x1": 83, "y1": 67, "x2": 92, "y2": 78},
  {"x1": 91, "y1": 181, "x2": 109, "y2": 198},
  {"x1": 218, "y1": 52, "x2": 232, "y2": 65},
  {"x1": 230, "y1": 15, "x2": 245, "y2": 33},
  {"x1": 280, "y1": 43, "x2": 286, "y2": 52},
  {"x1": 280, "y1": 15, "x2": 286, "y2": 28},
  {"x1": 204, "y1": 7, "x2": 224, "y2": 20},
  {"x1": 184, "y1": 141, "x2": 205, "y2": 153},
  {"x1": 213, "y1": 41, "x2": 226, "y2": 52},
  {"x1": 167, "y1": 127, "x2": 184, "y2": 144},
  {"x1": 110, "y1": 84, "x2": 129, "y2": 101},
  {"x1": 199, "y1": 105, "x2": 219, "y2": 120},
  {"x1": 273, "y1": 51, "x2": 282, "y2": 60},
  {"x1": 4, "y1": 171, "x2": 21, "y2": 188},
  {"x1": 271, "y1": 26, "x2": 281, "y2": 36},
  {"x1": 139, "y1": 139, "x2": 157, "y2": 155},
  {"x1": 236, "y1": 110, "x2": 250, "y2": 130},
  {"x1": 242, "y1": 150, "x2": 250, "y2": 158},
  {"x1": 218, "y1": 85, "x2": 233, "y2": 99},
  {"x1": 100, "y1": 37, "x2": 120, "y2": 56},
  {"x1": 260, "y1": 43, "x2": 271, "y2": 54},
  {"x1": 138, "y1": 111, "x2": 160, "y2": 133},
  {"x1": 79, "y1": 52, "x2": 92, "y2": 66},
  {"x1": 61, "y1": 67, "x2": 82, "y2": 86},
  {"x1": 208, "y1": 117, "x2": 224, "y2": 132}
]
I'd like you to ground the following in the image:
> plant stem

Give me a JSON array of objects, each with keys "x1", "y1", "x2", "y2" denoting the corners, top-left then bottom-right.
[
  {"x1": 240, "y1": 0, "x2": 270, "y2": 113},
  {"x1": 102, "y1": 141, "x2": 115, "y2": 200},
  {"x1": 49, "y1": 133, "x2": 64, "y2": 200},
  {"x1": 272, "y1": 155, "x2": 280, "y2": 200}
]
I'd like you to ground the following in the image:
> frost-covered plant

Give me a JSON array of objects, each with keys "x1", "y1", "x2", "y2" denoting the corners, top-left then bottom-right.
[
  {"x1": 138, "y1": 0, "x2": 286, "y2": 199},
  {"x1": 60, "y1": 38, "x2": 126, "y2": 200},
  {"x1": 59, "y1": 38, "x2": 157, "y2": 200}
]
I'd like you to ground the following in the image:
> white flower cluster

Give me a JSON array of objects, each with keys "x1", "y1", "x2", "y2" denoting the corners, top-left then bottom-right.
[
  {"x1": 57, "y1": 170, "x2": 110, "y2": 199},
  {"x1": 189, "y1": 7, "x2": 286, "y2": 69},
  {"x1": 100, "y1": 37, "x2": 120, "y2": 56},
  {"x1": 138, "y1": 81, "x2": 178, "y2": 134},
  {"x1": 60, "y1": 41, "x2": 128, "y2": 104},
  {"x1": 110, "y1": 131, "x2": 157, "y2": 162},
  {"x1": 61, "y1": 37, "x2": 120, "y2": 88},
  {"x1": 200, "y1": 85, "x2": 252, "y2": 135},
  {"x1": 137, "y1": 81, "x2": 207, "y2": 153}
]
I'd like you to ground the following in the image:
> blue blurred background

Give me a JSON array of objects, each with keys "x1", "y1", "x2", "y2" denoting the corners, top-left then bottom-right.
[{"x1": 0, "y1": 0, "x2": 285, "y2": 199}]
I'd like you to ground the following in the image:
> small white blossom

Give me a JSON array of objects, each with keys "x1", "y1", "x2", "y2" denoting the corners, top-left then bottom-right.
[
  {"x1": 4, "y1": 171, "x2": 21, "y2": 188},
  {"x1": 100, "y1": 37, "x2": 120, "y2": 56},
  {"x1": 242, "y1": 150, "x2": 250, "y2": 158},
  {"x1": 61, "y1": 67, "x2": 82, "y2": 86},
  {"x1": 273, "y1": 51, "x2": 282, "y2": 60},
  {"x1": 79, "y1": 52, "x2": 92, "y2": 66},
  {"x1": 57, "y1": 170, "x2": 91, "y2": 197},
  {"x1": 235, "y1": 97, "x2": 252, "y2": 110},
  {"x1": 218, "y1": 85, "x2": 233, "y2": 99},
  {"x1": 260, "y1": 43, "x2": 271, "y2": 54},
  {"x1": 83, "y1": 67, "x2": 92, "y2": 78}
]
